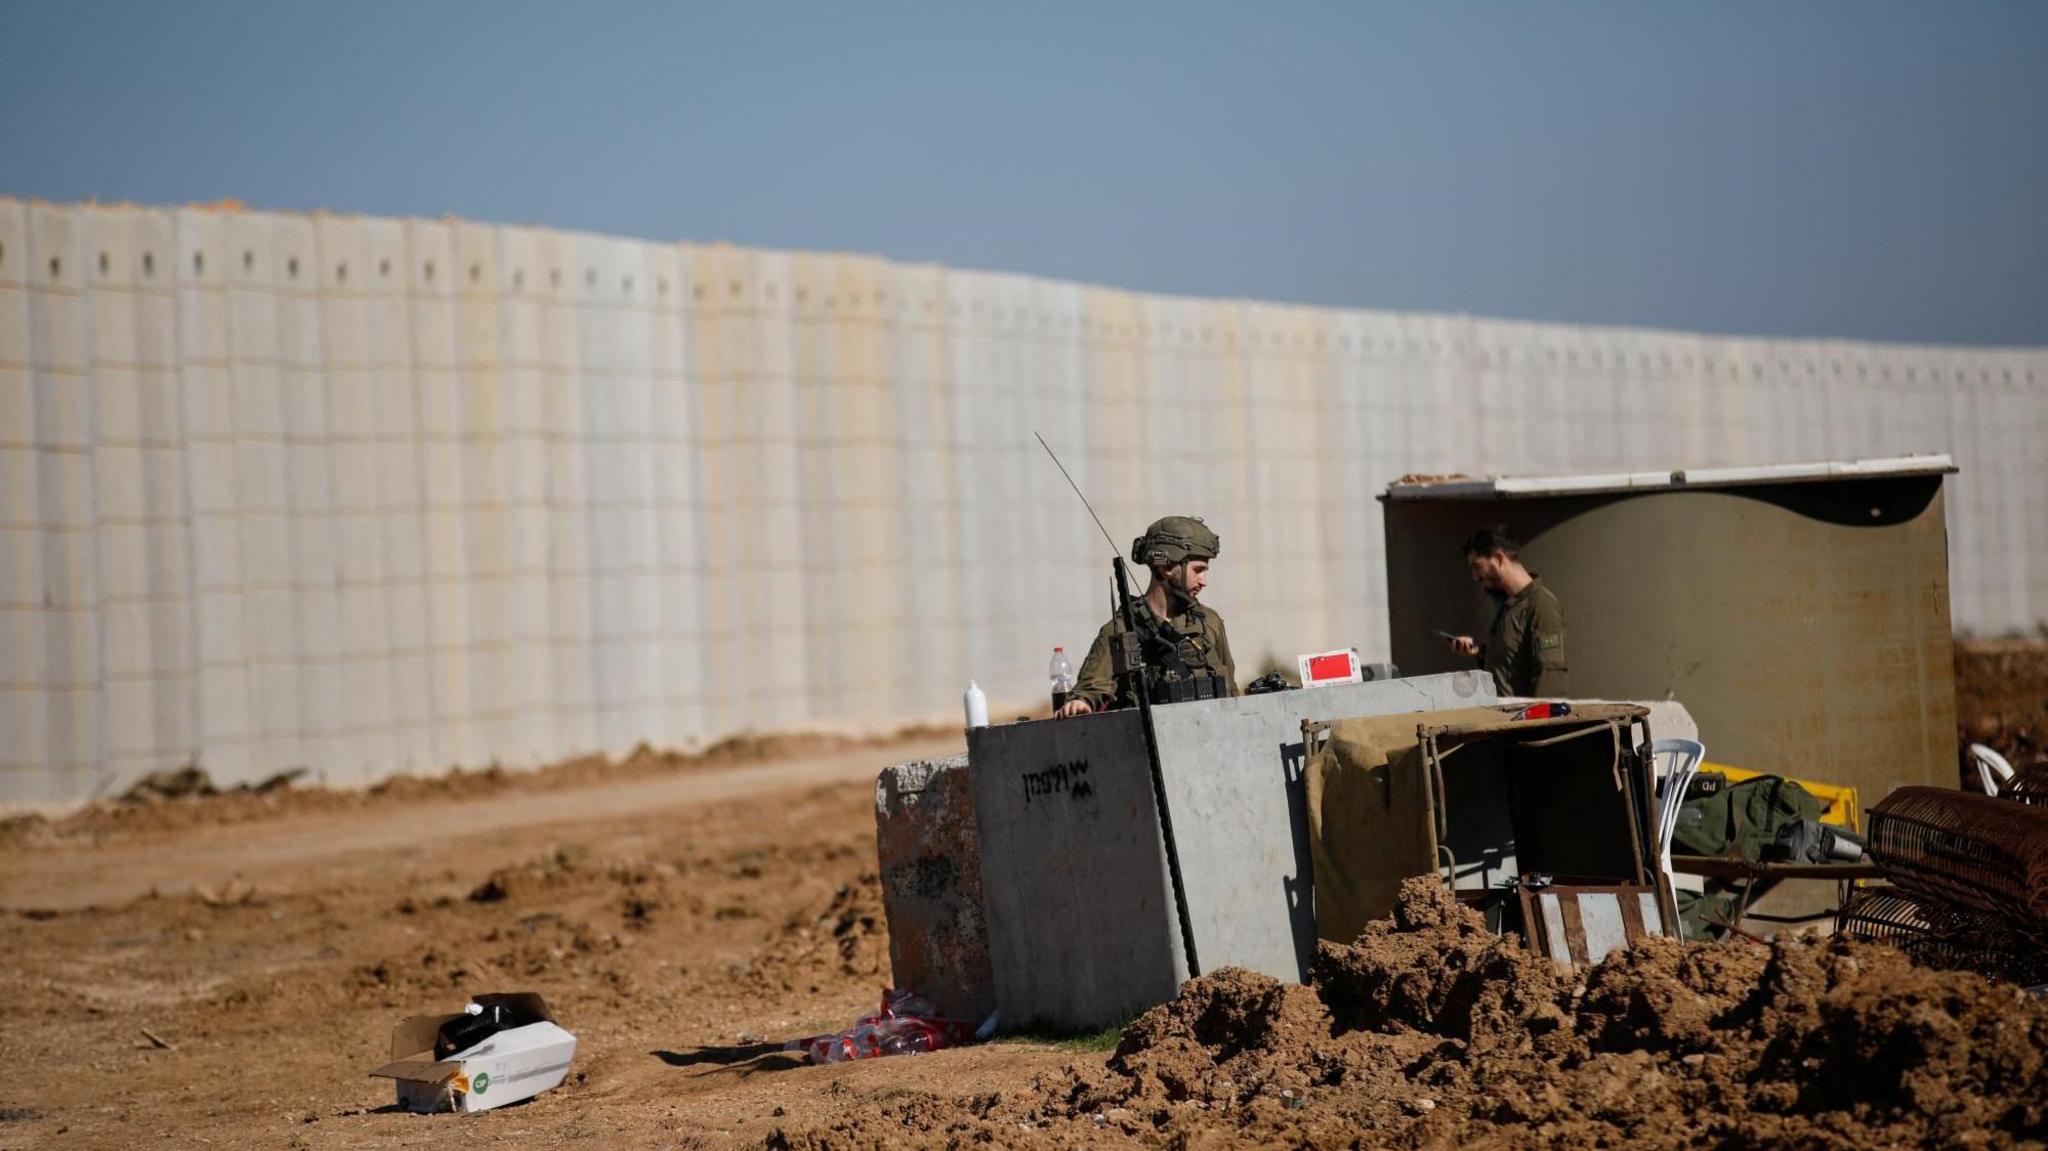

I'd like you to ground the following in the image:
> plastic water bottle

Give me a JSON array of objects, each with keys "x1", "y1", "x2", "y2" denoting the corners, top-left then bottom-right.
[
  {"x1": 1048, "y1": 647, "x2": 1074, "y2": 712},
  {"x1": 963, "y1": 681, "x2": 989, "y2": 729}
]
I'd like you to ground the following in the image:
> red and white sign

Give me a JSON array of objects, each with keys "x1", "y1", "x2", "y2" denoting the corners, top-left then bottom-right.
[{"x1": 1297, "y1": 648, "x2": 1364, "y2": 687}]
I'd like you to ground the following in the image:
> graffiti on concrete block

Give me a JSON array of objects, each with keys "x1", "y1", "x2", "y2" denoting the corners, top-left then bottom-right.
[{"x1": 1022, "y1": 759, "x2": 1093, "y2": 805}]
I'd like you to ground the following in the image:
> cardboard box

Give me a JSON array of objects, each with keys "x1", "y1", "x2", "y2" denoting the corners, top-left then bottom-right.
[{"x1": 369, "y1": 992, "x2": 576, "y2": 1113}]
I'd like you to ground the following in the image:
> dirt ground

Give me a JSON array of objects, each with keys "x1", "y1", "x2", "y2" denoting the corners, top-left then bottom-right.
[
  {"x1": 1956, "y1": 638, "x2": 2048, "y2": 781},
  {"x1": 1, "y1": 642, "x2": 2043, "y2": 1150}
]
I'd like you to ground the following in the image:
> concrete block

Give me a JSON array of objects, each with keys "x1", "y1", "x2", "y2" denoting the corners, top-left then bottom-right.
[
  {"x1": 338, "y1": 587, "x2": 387, "y2": 659},
  {"x1": 1507, "y1": 696, "x2": 1699, "y2": 747},
  {"x1": 100, "y1": 599, "x2": 162, "y2": 678},
  {"x1": 0, "y1": 688, "x2": 47, "y2": 769},
  {"x1": 297, "y1": 662, "x2": 342, "y2": 739},
  {"x1": 45, "y1": 613, "x2": 100, "y2": 688},
  {"x1": 235, "y1": 440, "x2": 287, "y2": 511},
  {"x1": 385, "y1": 653, "x2": 433, "y2": 727},
  {"x1": 44, "y1": 689, "x2": 100, "y2": 773},
  {"x1": 93, "y1": 445, "x2": 147, "y2": 522},
  {"x1": 278, "y1": 294, "x2": 321, "y2": 373},
  {"x1": 199, "y1": 666, "x2": 251, "y2": 740},
  {"x1": 39, "y1": 526, "x2": 98, "y2": 609},
  {"x1": 0, "y1": 524, "x2": 41, "y2": 608},
  {"x1": 424, "y1": 511, "x2": 468, "y2": 579},
  {"x1": 94, "y1": 523, "x2": 150, "y2": 603},
  {"x1": 287, "y1": 439, "x2": 335, "y2": 512},
  {"x1": 186, "y1": 441, "x2": 239, "y2": 514},
  {"x1": 0, "y1": 370, "x2": 32, "y2": 446},
  {"x1": 245, "y1": 588, "x2": 296, "y2": 662},
  {"x1": 967, "y1": 711, "x2": 1176, "y2": 1032},
  {"x1": 874, "y1": 755, "x2": 994, "y2": 1023},
  {"x1": 31, "y1": 299, "x2": 89, "y2": 379},
  {"x1": 343, "y1": 658, "x2": 394, "y2": 731},
  {"x1": 966, "y1": 671, "x2": 1493, "y2": 1032},
  {"x1": 101, "y1": 678, "x2": 165, "y2": 759},
  {"x1": 330, "y1": 442, "x2": 381, "y2": 511},
  {"x1": 239, "y1": 514, "x2": 291, "y2": 587},
  {"x1": 181, "y1": 287, "x2": 233, "y2": 368},
  {"x1": 197, "y1": 591, "x2": 246, "y2": 665},
  {"x1": 232, "y1": 364, "x2": 284, "y2": 437},
  {"x1": 322, "y1": 299, "x2": 371, "y2": 369},
  {"x1": 142, "y1": 521, "x2": 190, "y2": 600},
  {"x1": 334, "y1": 513, "x2": 385, "y2": 585},
  {"x1": 374, "y1": 371, "x2": 418, "y2": 439},
  {"x1": 94, "y1": 370, "x2": 146, "y2": 442},
  {"x1": 191, "y1": 514, "x2": 244, "y2": 590},
  {"x1": 380, "y1": 517, "x2": 425, "y2": 586},
  {"x1": 289, "y1": 516, "x2": 336, "y2": 592},
  {"x1": 34, "y1": 375, "x2": 92, "y2": 450}
]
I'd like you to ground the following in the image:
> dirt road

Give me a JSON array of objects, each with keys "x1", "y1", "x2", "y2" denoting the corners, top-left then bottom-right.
[
  {"x1": 0, "y1": 732, "x2": 1086, "y2": 1150},
  {"x1": 1, "y1": 736, "x2": 963, "y2": 912}
]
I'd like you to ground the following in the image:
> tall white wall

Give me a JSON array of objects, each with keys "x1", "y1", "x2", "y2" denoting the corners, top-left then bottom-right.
[{"x1": 1, "y1": 199, "x2": 2043, "y2": 805}]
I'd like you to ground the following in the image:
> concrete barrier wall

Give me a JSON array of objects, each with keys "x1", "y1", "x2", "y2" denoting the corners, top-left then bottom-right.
[
  {"x1": 964, "y1": 672, "x2": 1494, "y2": 1031},
  {"x1": 2, "y1": 198, "x2": 2044, "y2": 803}
]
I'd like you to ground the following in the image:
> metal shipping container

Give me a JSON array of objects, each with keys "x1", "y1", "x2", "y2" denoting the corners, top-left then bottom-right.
[{"x1": 1382, "y1": 456, "x2": 1960, "y2": 808}]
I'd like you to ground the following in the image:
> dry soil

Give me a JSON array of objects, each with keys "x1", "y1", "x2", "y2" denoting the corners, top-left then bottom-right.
[{"x1": 1, "y1": 643, "x2": 2043, "y2": 1150}]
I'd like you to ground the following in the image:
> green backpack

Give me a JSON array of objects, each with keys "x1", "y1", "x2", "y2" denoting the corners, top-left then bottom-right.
[
  {"x1": 1671, "y1": 773, "x2": 1825, "y2": 860},
  {"x1": 1671, "y1": 774, "x2": 1826, "y2": 940}
]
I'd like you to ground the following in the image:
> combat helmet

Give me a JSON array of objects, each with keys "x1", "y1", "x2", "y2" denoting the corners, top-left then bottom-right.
[{"x1": 1131, "y1": 516, "x2": 1220, "y2": 568}]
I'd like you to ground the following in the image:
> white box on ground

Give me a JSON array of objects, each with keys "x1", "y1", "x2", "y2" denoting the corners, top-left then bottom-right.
[{"x1": 369, "y1": 992, "x2": 577, "y2": 1113}]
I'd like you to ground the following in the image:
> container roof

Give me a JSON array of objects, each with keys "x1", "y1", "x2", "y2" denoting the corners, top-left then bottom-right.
[{"x1": 1380, "y1": 454, "x2": 1955, "y2": 501}]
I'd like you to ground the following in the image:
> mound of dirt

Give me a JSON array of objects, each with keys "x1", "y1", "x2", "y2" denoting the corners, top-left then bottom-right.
[
  {"x1": 766, "y1": 877, "x2": 2048, "y2": 1149},
  {"x1": 1313, "y1": 878, "x2": 1574, "y2": 1056},
  {"x1": 749, "y1": 872, "x2": 891, "y2": 995},
  {"x1": 1105, "y1": 966, "x2": 1350, "y2": 1108}
]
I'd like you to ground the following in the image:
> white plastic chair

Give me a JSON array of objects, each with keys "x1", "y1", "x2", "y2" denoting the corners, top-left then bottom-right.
[
  {"x1": 1970, "y1": 743, "x2": 2014, "y2": 797},
  {"x1": 1651, "y1": 738, "x2": 1707, "y2": 922}
]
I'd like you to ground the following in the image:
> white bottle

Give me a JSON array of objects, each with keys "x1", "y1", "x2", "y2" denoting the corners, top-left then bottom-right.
[
  {"x1": 963, "y1": 680, "x2": 989, "y2": 729},
  {"x1": 1048, "y1": 647, "x2": 1074, "y2": 709}
]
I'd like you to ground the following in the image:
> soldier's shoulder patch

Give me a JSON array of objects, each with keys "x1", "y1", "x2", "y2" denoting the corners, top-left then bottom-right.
[{"x1": 1538, "y1": 633, "x2": 1563, "y2": 651}]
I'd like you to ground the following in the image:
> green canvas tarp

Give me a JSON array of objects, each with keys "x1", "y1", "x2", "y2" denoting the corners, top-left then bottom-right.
[
  {"x1": 1305, "y1": 707, "x2": 1503, "y2": 942},
  {"x1": 1306, "y1": 704, "x2": 1654, "y2": 944}
]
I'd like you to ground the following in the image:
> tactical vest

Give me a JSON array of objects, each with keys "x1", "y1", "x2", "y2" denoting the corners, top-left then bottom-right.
[{"x1": 1119, "y1": 603, "x2": 1229, "y2": 707}]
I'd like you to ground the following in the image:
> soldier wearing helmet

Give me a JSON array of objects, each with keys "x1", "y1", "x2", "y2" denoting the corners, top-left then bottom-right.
[{"x1": 1058, "y1": 516, "x2": 1238, "y2": 716}]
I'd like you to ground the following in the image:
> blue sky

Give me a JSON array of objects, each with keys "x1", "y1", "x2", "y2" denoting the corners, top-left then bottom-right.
[{"x1": 4, "y1": 1, "x2": 2044, "y2": 345}]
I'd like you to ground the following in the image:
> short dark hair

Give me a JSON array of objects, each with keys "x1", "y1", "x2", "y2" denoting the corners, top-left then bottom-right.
[{"x1": 1462, "y1": 524, "x2": 1521, "y2": 559}]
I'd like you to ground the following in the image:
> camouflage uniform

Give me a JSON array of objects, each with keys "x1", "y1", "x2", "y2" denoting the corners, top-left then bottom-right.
[
  {"x1": 1069, "y1": 515, "x2": 1238, "y2": 711},
  {"x1": 1482, "y1": 576, "x2": 1569, "y2": 697},
  {"x1": 1070, "y1": 598, "x2": 1237, "y2": 711}
]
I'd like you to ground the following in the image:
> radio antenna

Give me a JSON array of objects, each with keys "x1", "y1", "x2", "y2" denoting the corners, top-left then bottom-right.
[{"x1": 1034, "y1": 431, "x2": 1119, "y2": 555}]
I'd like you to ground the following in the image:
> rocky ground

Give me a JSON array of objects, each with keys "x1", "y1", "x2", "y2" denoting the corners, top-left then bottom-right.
[{"x1": 0, "y1": 642, "x2": 2041, "y2": 1150}]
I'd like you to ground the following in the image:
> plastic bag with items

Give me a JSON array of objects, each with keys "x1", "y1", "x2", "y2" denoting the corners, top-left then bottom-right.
[{"x1": 803, "y1": 989, "x2": 979, "y2": 1064}]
